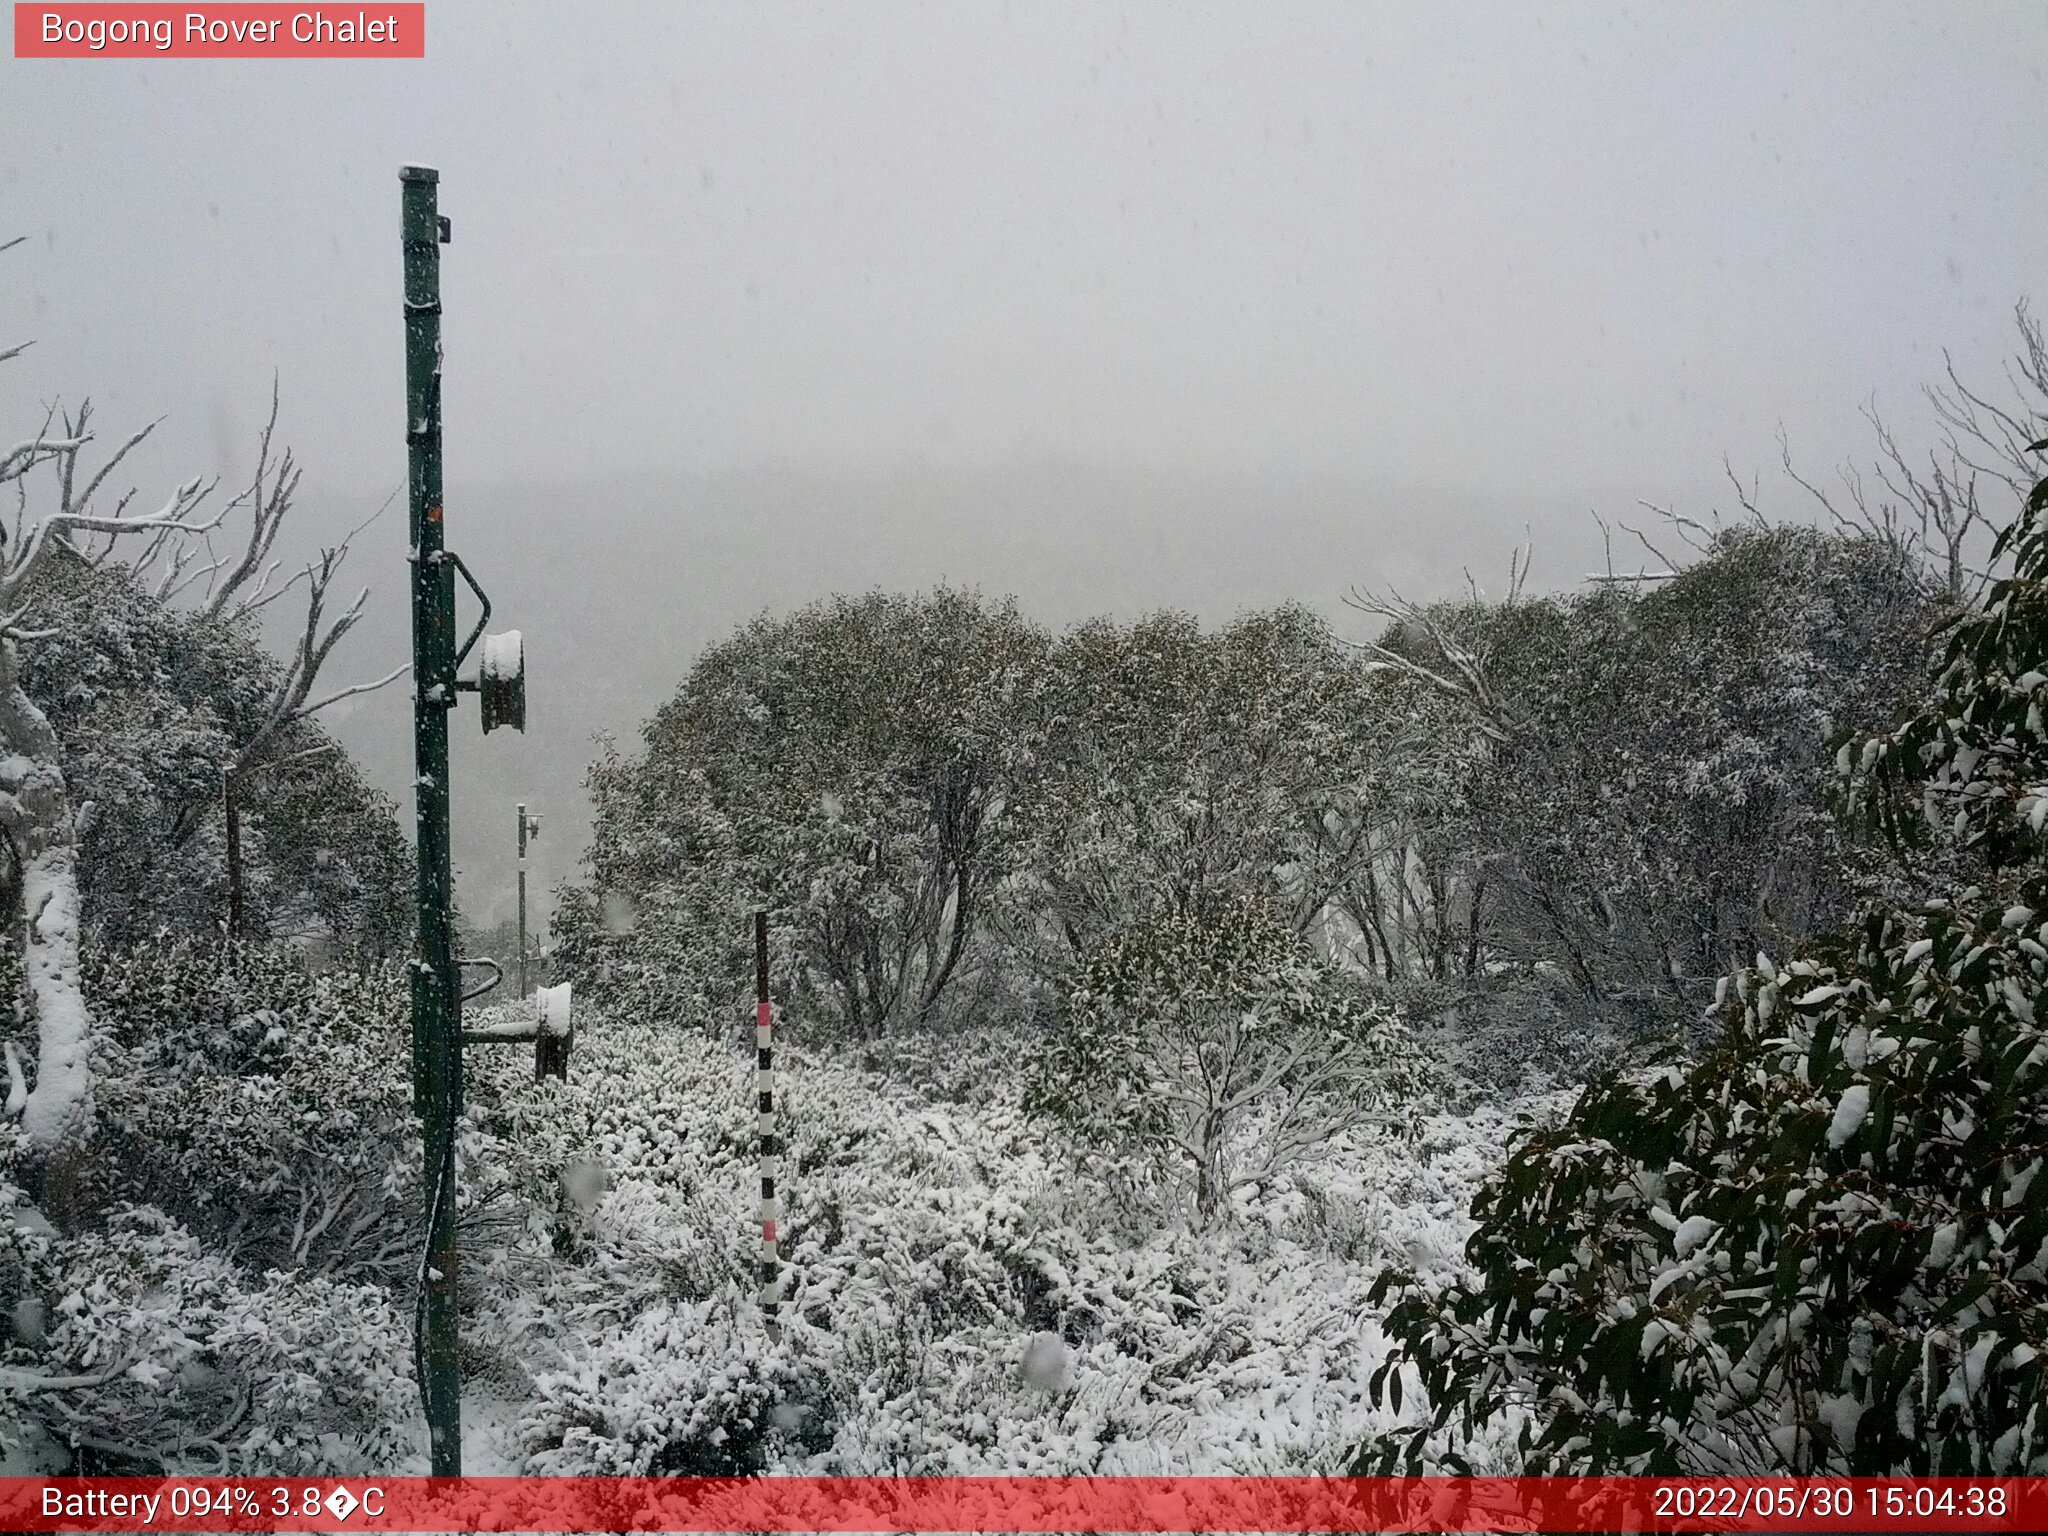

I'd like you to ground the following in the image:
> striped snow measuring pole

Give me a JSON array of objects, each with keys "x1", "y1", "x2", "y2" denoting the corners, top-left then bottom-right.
[{"x1": 755, "y1": 911, "x2": 783, "y2": 1341}]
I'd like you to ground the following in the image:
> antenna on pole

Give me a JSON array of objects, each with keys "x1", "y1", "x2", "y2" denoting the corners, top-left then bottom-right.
[{"x1": 517, "y1": 803, "x2": 541, "y2": 997}]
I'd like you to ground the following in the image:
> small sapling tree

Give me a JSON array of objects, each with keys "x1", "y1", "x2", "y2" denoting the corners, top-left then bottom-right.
[{"x1": 1029, "y1": 900, "x2": 1429, "y2": 1227}]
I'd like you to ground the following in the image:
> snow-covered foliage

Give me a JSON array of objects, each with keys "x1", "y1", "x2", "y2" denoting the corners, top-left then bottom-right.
[
  {"x1": 22, "y1": 554, "x2": 408, "y2": 955},
  {"x1": 560, "y1": 589, "x2": 1047, "y2": 1039},
  {"x1": 1, "y1": 276, "x2": 402, "y2": 1191},
  {"x1": 0, "y1": 1204, "x2": 413, "y2": 1473},
  {"x1": 1027, "y1": 902, "x2": 1431, "y2": 1226},
  {"x1": 0, "y1": 941, "x2": 419, "y2": 1470},
  {"x1": 1007, "y1": 606, "x2": 1390, "y2": 974},
  {"x1": 566, "y1": 598, "x2": 1434, "y2": 1038},
  {"x1": 1365, "y1": 901, "x2": 2048, "y2": 1475},
  {"x1": 1361, "y1": 451, "x2": 2048, "y2": 1478},
  {"x1": 78, "y1": 944, "x2": 418, "y2": 1278},
  {"x1": 1365, "y1": 526, "x2": 1937, "y2": 1043},
  {"x1": 1850, "y1": 461, "x2": 2048, "y2": 868},
  {"x1": 446, "y1": 1012, "x2": 1532, "y2": 1476}
]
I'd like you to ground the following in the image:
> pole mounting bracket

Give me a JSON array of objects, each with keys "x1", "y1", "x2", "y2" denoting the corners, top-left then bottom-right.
[
  {"x1": 457, "y1": 956, "x2": 503, "y2": 1004},
  {"x1": 445, "y1": 550, "x2": 493, "y2": 674}
]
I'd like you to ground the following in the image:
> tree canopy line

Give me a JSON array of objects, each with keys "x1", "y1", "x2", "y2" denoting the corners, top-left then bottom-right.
[
  {"x1": 566, "y1": 311, "x2": 2048, "y2": 1087},
  {"x1": 561, "y1": 520, "x2": 1935, "y2": 1066}
]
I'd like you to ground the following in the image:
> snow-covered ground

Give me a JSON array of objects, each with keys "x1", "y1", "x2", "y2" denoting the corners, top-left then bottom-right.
[{"x1": 450, "y1": 1007, "x2": 1566, "y2": 1475}]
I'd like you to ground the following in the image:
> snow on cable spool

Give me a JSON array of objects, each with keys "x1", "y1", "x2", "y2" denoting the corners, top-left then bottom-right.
[
  {"x1": 535, "y1": 982, "x2": 572, "y2": 1039},
  {"x1": 480, "y1": 629, "x2": 523, "y2": 681}
]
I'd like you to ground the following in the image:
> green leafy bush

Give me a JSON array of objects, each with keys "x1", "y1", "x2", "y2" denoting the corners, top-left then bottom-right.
[{"x1": 1360, "y1": 454, "x2": 2048, "y2": 1476}]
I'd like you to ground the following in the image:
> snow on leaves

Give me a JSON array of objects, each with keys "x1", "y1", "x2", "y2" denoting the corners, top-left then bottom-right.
[{"x1": 1361, "y1": 449, "x2": 2048, "y2": 1479}]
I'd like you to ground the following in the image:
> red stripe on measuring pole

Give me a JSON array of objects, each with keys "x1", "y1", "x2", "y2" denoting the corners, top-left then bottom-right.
[{"x1": 1, "y1": 1477, "x2": 2036, "y2": 1531}]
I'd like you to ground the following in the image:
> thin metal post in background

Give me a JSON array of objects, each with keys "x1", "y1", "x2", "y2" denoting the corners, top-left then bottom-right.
[
  {"x1": 756, "y1": 911, "x2": 783, "y2": 1341},
  {"x1": 402, "y1": 162, "x2": 462, "y2": 1477},
  {"x1": 516, "y1": 802, "x2": 530, "y2": 997},
  {"x1": 223, "y1": 769, "x2": 243, "y2": 942}
]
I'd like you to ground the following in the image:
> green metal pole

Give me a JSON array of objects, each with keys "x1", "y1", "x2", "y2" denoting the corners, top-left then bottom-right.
[
  {"x1": 401, "y1": 162, "x2": 462, "y2": 1477},
  {"x1": 516, "y1": 802, "x2": 528, "y2": 998}
]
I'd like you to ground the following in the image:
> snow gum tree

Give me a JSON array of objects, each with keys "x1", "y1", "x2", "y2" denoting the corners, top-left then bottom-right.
[
  {"x1": 0, "y1": 404, "x2": 217, "y2": 1200},
  {"x1": 564, "y1": 589, "x2": 1047, "y2": 1038},
  {"x1": 1028, "y1": 900, "x2": 1428, "y2": 1227},
  {"x1": 16, "y1": 550, "x2": 408, "y2": 955},
  {"x1": 1007, "y1": 604, "x2": 1392, "y2": 975},
  {"x1": 1359, "y1": 446, "x2": 2048, "y2": 1476},
  {"x1": 1353, "y1": 526, "x2": 1935, "y2": 1039}
]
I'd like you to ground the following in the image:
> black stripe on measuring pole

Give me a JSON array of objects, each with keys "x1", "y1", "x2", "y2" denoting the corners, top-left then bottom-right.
[{"x1": 755, "y1": 910, "x2": 783, "y2": 1342}]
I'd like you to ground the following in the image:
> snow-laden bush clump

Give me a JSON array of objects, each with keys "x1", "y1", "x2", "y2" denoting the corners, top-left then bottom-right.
[
  {"x1": 1, "y1": 1205, "x2": 413, "y2": 1473},
  {"x1": 0, "y1": 943, "x2": 419, "y2": 1471},
  {"x1": 81, "y1": 943, "x2": 418, "y2": 1278},
  {"x1": 1362, "y1": 456, "x2": 2048, "y2": 1478},
  {"x1": 518, "y1": 1291, "x2": 810, "y2": 1474},
  {"x1": 1364, "y1": 906, "x2": 2048, "y2": 1477},
  {"x1": 1, "y1": 938, "x2": 1537, "y2": 1477},
  {"x1": 1027, "y1": 902, "x2": 1431, "y2": 1228},
  {"x1": 446, "y1": 1006, "x2": 1538, "y2": 1476}
]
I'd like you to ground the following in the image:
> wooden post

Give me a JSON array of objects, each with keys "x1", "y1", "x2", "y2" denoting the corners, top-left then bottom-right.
[
  {"x1": 756, "y1": 911, "x2": 782, "y2": 1341},
  {"x1": 223, "y1": 770, "x2": 243, "y2": 942},
  {"x1": 533, "y1": 981, "x2": 572, "y2": 1082}
]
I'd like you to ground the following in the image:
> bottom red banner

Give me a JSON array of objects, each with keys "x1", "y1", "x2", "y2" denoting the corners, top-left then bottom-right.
[{"x1": 1, "y1": 1475, "x2": 2036, "y2": 1533}]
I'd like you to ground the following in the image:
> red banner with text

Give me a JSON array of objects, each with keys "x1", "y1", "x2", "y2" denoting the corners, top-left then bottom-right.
[
  {"x1": 14, "y1": 4, "x2": 423, "y2": 57},
  {"x1": 0, "y1": 1476, "x2": 2039, "y2": 1533}
]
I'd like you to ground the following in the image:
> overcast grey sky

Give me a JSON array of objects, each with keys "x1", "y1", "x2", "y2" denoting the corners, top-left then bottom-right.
[{"x1": 5, "y1": 0, "x2": 2046, "y2": 921}]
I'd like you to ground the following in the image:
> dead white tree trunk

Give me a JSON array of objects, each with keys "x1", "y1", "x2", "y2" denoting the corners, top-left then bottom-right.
[
  {"x1": 0, "y1": 632, "x2": 90, "y2": 1166},
  {"x1": 0, "y1": 434, "x2": 219, "y2": 1200},
  {"x1": 0, "y1": 238, "x2": 224, "y2": 1198}
]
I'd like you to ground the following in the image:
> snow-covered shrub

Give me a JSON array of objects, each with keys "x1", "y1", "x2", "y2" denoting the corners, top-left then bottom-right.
[
  {"x1": 81, "y1": 941, "x2": 416, "y2": 1278},
  {"x1": 0, "y1": 1205, "x2": 412, "y2": 1472},
  {"x1": 446, "y1": 998, "x2": 1510, "y2": 1477},
  {"x1": 849, "y1": 1023, "x2": 1035, "y2": 1111},
  {"x1": 1364, "y1": 902, "x2": 2048, "y2": 1475},
  {"x1": 1363, "y1": 459, "x2": 2048, "y2": 1476},
  {"x1": 1028, "y1": 902, "x2": 1431, "y2": 1226},
  {"x1": 518, "y1": 1290, "x2": 811, "y2": 1474},
  {"x1": 1398, "y1": 970, "x2": 1628, "y2": 1100}
]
